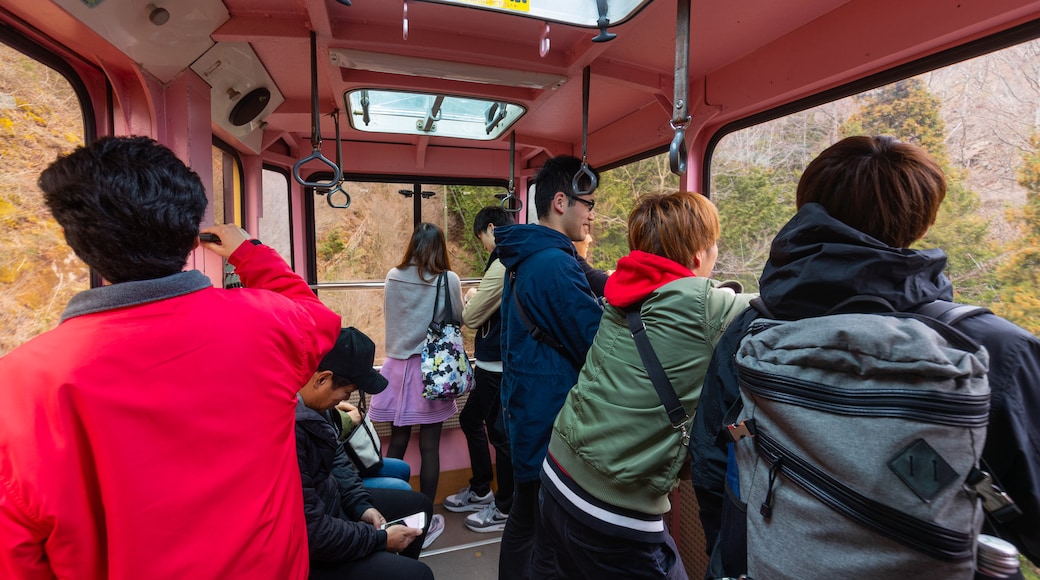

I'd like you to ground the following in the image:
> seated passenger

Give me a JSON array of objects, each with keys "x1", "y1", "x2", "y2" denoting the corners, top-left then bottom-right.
[
  {"x1": 531, "y1": 191, "x2": 755, "y2": 579},
  {"x1": 297, "y1": 327, "x2": 435, "y2": 580}
]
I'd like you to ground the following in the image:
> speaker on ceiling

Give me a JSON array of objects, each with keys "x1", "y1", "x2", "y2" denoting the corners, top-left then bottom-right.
[{"x1": 228, "y1": 87, "x2": 271, "y2": 126}]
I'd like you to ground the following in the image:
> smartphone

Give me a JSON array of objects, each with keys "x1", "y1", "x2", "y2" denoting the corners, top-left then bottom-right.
[
  {"x1": 381, "y1": 511, "x2": 426, "y2": 530},
  {"x1": 199, "y1": 232, "x2": 221, "y2": 244}
]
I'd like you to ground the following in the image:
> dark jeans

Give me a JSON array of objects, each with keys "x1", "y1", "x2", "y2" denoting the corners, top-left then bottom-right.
[
  {"x1": 531, "y1": 488, "x2": 689, "y2": 580},
  {"x1": 499, "y1": 479, "x2": 540, "y2": 580},
  {"x1": 460, "y1": 366, "x2": 514, "y2": 513},
  {"x1": 309, "y1": 487, "x2": 434, "y2": 579}
]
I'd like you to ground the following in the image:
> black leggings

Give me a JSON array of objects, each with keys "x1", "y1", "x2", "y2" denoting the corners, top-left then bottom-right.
[{"x1": 387, "y1": 422, "x2": 443, "y2": 502}]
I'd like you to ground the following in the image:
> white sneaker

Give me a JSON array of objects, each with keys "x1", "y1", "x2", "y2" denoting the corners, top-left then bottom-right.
[
  {"x1": 421, "y1": 514, "x2": 445, "y2": 549},
  {"x1": 464, "y1": 504, "x2": 508, "y2": 533},
  {"x1": 443, "y1": 485, "x2": 494, "y2": 513}
]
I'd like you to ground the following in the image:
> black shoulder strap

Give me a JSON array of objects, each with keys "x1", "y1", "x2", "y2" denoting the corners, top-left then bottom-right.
[
  {"x1": 914, "y1": 300, "x2": 991, "y2": 326},
  {"x1": 431, "y1": 271, "x2": 455, "y2": 324},
  {"x1": 508, "y1": 269, "x2": 581, "y2": 369},
  {"x1": 624, "y1": 305, "x2": 690, "y2": 433}
]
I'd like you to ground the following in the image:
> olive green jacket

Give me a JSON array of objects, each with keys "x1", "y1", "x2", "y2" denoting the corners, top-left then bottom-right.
[{"x1": 548, "y1": 275, "x2": 754, "y2": 515}]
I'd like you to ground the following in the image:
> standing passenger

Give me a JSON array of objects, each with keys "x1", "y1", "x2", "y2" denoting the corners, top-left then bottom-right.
[
  {"x1": 531, "y1": 191, "x2": 754, "y2": 579},
  {"x1": 444, "y1": 206, "x2": 515, "y2": 533},
  {"x1": 368, "y1": 221, "x2": 462, "y2": 549},
  {"x1": 495, "y1": 155, "x2": 603, "y2": 579},
  {"x1": 690, "y1": 135, "x2": 1040, "y2": 576},
  {"x1": 0, "y1": 136, "x2": 341, "y2": 578}
]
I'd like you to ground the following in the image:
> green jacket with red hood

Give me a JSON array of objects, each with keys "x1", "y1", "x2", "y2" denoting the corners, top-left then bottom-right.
[{"x1": 546, "y1": 250, "x2": 754, "y2": 517}]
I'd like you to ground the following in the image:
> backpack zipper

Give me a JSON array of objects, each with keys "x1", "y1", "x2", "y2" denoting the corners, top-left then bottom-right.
[
  {"x1": 753, "y1": 429, "x2": 975, "y2": 562},
  {"x1": 739, "y1": 365, "x2": 989, "y2": 428}
]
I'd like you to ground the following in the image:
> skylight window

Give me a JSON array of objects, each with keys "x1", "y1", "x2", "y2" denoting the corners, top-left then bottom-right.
[
  {"x1": 412, "y1": 0, "x2": 654, "y2": 28},
  {"x1": 344, "y1": 89, "x2": 525, "y2": 141}
]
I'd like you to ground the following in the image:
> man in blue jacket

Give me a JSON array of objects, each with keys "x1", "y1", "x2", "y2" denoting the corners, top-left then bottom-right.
[{"x1": 495, "y1": 155, "x2": 604, "y2": 580}]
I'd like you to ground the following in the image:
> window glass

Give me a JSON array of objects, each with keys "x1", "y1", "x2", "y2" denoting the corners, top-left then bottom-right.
[
  {"x1": 0, "y1": 43, "x2": 87, "y2": 355},
  {"x1": 344, "y1": 89, "x2": 525, "y2": 140},
  {"x1": 594, "y1": 152, "x2": 679, "y2": 271},
  {"x1": 211, "y1": 146, "x2": 226, "y2": 225},
  {"x1": 313, "y1": 180, "x2": 500, "y2": 361},
  {"x1": 412, "y1": 0, "x2": 652, "y2": 28},
  {"x1": 260, "y1": 167, "x2": 292, "y2": 265},
  {"x1": 709, "y1": 39, "x2": 1040, "y2": 335},
  {"x1": 211, "y1": 142, "x2": 242, "y2": 227}
]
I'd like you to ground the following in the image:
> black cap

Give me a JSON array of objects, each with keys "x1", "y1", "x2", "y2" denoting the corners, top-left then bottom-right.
[{"x1": 317, "y1": 328, "x2": 388, "y2": 394}]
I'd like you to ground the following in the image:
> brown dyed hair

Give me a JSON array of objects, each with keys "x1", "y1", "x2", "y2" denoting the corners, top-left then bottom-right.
[
  {"x1": 396, "y1": 222, "x2": 451, "y2": 281},
  {"x1": 796, "y1": 135, "x2": 946, "y2": 248},
  {"x1": 627, "y1": 190, "x2": 720, "y2": 269}
]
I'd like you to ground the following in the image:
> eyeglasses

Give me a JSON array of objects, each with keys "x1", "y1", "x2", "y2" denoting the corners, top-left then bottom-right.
[{"x1": 565, "y1": 192, "x2": 596, "y2": 212}]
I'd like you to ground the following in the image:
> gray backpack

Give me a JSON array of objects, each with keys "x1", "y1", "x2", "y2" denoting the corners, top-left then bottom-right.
[{"x1": 730, "y1": 297, "x2": 990, "y2": 579}]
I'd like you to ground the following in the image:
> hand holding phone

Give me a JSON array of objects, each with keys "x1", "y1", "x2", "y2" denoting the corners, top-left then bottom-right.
[
  {"x1": 198, "y1": 232, "x2": 221, "y2": 244},
  {"x1": 380, "y1": 511, "x2": 426, "y2": 530}
]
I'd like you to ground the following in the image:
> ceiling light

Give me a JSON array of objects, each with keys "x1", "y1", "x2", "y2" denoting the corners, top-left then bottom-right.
[{"x1": 329, "y1": 49, "x2": 566, "y2": 91}]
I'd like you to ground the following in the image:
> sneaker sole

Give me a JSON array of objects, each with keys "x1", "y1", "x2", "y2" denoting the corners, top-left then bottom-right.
[
  {"x1": 443, "y1": 501, "x2": 493, "y2": 513},
  {"x1": 464, "y1": 521, "x2": 507, "y2": 533}
]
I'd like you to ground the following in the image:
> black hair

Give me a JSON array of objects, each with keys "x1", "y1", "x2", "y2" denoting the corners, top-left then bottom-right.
[
  {"x1": 472, "y1": 205, "x2": 514, "y2": 237},
  {"x1": 532, "y1": 155, "x2": 599, "y2": 219},
  {"x1": 38, "y1": 136, "x2": 207, "y2": 283}
]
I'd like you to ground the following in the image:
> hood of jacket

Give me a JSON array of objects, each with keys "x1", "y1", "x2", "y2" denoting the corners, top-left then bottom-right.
[
  {"x1": 495, "y1": 223, "x2": 579, "y2": 271},
  {"x1": 760, "y1": 202, "x2": 954, "y2": 319},
  {"x1": 604, "y1": 250, "x2": 695, "y2": 308}
]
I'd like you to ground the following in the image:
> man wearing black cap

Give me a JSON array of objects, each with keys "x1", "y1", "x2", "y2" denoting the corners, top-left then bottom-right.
[{"x1": 296, "y1": 327, "x2": 435, "y2": 579}]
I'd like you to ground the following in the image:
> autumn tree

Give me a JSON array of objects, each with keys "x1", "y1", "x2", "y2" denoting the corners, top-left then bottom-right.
[{"x1": 993, "y1": 132, "x2": 1040, "y2": 333}]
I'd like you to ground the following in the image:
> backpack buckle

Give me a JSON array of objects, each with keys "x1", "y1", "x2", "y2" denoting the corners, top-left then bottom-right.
[{"x1": 968, "y1": 469, "x2": 1022, "y2": 523}]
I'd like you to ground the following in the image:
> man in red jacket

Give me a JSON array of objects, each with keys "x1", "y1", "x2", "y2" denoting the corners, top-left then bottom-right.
[{"x1": 0, "y1": 136, "x2": 341, "y2": 579}]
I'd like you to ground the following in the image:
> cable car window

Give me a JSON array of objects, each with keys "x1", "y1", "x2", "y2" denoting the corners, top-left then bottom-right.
[
  {"x1": 709, "y1": 39, "x2": 1040, "y2": 335},
  {"x1": 211, "y1": 140, "x2": 243, "y2": 227},
  {"x1": 343, "y1": 88, "x2": 527, "y2": 141},
  {"x1": 312, "y1": 179, "x2": 498, "y2": 362},
  {"x1": 260, "y1": 166, "x2": 293, "y2": 267},
  {"x1": 0, "y1": 42, "x2": 87, "y2": 355}
]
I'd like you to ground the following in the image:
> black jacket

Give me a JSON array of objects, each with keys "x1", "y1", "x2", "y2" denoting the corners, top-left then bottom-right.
[
  {"x1": 690, "y1": 203, "x2": 1040, "y2": 567},
  {"x1": 295, "y1": 397, "x2": 388, "y2": 563}
]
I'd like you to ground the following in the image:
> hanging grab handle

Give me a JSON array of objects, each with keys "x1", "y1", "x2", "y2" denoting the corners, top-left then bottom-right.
[
  {"x1": 572, "y1": 65, "x2": 598, "y2": 196},
  {"x1": 500, "y1": 131, "x2": 523, "y2": 213},
  {"x1": 293, "y1": 31, "x2": 342, "y2": 189},
  {"x1": 324, "y1": 109, "x2": 351, "y2": 209},
  {"x1": 669, "y1": 119, "x2": 688, "y2": 176},
  {"x1": 669, "y1": 0, "x2": 691, "y2": 181}
]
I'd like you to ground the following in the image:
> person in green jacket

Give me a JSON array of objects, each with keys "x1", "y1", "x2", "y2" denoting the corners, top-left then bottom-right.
[{"x1": 531, "y1": 190, "x2": 755, "y2": 579}]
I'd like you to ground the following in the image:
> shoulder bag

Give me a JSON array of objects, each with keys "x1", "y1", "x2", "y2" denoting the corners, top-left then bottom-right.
[{"x1": 421, "y1": 271, "x2": 475, "y2": 400}]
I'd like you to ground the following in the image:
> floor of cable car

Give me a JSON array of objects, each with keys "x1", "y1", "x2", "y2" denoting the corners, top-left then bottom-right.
[{"x1": 420, "y1": 503, "x2": 503, "y2": 578}]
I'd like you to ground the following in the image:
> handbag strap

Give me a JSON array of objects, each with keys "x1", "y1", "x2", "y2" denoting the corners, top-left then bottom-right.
[
  {"x1": 624, "y1": 304, "x2": 690, "y2": 444},
  {"x1": 430, "y1": 271, "x2": 453, "y2": 324}
]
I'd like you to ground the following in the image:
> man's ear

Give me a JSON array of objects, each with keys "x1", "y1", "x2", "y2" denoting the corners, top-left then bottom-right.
[{"x1": 552, "y1": 191, "x2": 568, "y2": 214}]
